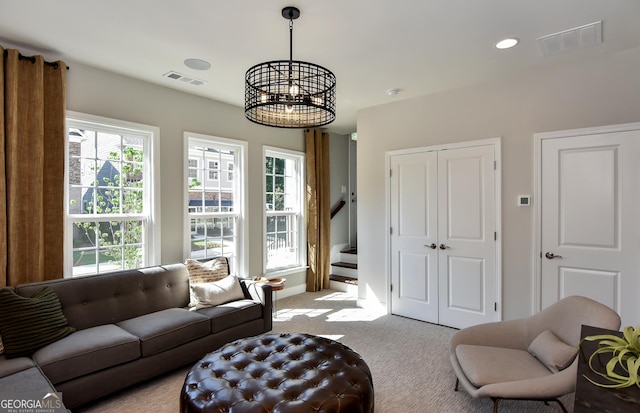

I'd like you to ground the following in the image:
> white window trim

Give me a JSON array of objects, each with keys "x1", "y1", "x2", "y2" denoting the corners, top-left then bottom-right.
[
  {"x1": 262, "y1": 146, "x2": 307, "y2": 275},
  {"x1": 183, "y1": 132, "x2": 248, "y2": 277},
  {"x1": 65, "y1": 111, "x2": 161, "y2": 277}
]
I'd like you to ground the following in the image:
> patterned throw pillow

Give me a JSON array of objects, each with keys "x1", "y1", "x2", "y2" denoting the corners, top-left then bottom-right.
[
  {"x1": 0, "y1": 287, "x2": 75, "y2": 358},
  {"x1": 185, "y1": 258, "x2": 230, "y2": 307}
]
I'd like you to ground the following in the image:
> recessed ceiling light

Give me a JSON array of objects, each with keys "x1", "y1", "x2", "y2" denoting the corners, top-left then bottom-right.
[
  {"x1": 184, "y1": 58, "x2": 211, "y2": 71},
  {"x1": 495, "y1": 38, "x2": 519, "y2": 49}
]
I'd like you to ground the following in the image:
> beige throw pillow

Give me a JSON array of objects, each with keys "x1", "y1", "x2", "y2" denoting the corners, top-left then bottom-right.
[
  {"x1": 0, "y1": 335, "x2": 4, "y2": 354},
  {"x1": 185, "y1": 258, "x2": 230, "y2": 307},
  {"x1": 528, "y1": 330, "x2": 578, "y2": 373},
  {"x1": 189, "y1": 275, "x2": 244, "y2": 311}
]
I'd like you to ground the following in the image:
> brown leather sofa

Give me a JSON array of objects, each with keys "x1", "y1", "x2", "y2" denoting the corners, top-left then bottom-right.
[{"x1": 0, "y1": 263, "x2": 272, "y2": 409}]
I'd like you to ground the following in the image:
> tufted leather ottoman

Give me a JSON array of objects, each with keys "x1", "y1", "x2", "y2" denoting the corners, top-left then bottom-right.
[{"x1": 180, "y1": 333, "x2": 374, "y2": 413}]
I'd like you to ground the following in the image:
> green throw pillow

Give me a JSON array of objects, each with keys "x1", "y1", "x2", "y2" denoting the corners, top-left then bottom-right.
[{"x1": 0, "y1": 287, "x2": 75, "y2": 358}]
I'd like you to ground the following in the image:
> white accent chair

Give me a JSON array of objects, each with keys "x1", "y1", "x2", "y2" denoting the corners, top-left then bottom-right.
[{"x1": 449, "y1": 296, "x2": 621, "y2": 413}]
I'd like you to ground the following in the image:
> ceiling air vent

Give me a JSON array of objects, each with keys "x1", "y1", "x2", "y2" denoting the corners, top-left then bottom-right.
[
  {"x1": 162, "y1": 71, "x2": 206, "y2": 86},
  {"x1": 537, "y1": 21, "x2": 602, "y2": 57}
]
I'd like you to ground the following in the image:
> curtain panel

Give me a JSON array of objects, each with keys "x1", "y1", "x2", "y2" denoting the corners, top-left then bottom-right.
[
  {"x1": 0, "y1": 47, "x2": 67, "y2": 286},
  {"x1": 305, "y1": 128, "x2": 330, "y2": 292}
]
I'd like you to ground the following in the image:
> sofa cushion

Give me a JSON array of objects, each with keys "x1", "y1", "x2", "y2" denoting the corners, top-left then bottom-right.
[
  {"x1": 455, "y1": 344, "x2": 552, "y2": 387},
  {"x1": 0, "y1": 366, "x2": 56, "y2": 394},
  {"x1": 117, "y1": 308, "x2": 210, "y2": 357},
  {"x1": 196, "y1": 300, "x2": 263, "y2": 333},
  {"x1": 189, "y1": 275, "x2": 245, "y2": 311},
  {"x1": 0, "y1": 355, "x2": 35, "y2": 378},
  {"x1": 528, "y1": 330, "x2": 578, "y2": 372},
  {"x1": 0, "y1": 287, "x2": 75, "y2": 358},
  {"x1": 33, "y1": 324, "x2": 140, "y2": 384}
]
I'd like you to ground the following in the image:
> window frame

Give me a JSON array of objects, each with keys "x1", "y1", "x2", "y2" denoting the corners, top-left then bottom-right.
[
  {"x1": 184, "y1": 132, "x2": 248, "y2": 277},
  {"x1": 262, "y1": 146, "x2": 306, "y2": 275},
  {"x1": 65, "y1": 111, "x2": 161, "y2": 277}
]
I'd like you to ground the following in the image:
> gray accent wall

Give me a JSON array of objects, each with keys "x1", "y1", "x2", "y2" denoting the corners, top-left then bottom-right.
[{"x1": 356, "y1": 48, "x2": 640, "y2": 320}]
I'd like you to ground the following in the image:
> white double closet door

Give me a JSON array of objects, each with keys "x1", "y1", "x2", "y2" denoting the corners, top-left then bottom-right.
[{"x1": 389, "y1": 140, "x2": 500, "y2": 329}]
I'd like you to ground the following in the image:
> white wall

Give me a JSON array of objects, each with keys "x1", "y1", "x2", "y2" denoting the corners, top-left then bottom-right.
[
  {"x1": 330, "y1": 133, "x2": 350, "y2": 249},
  {"x1": 356, "y1": 48, "x2": 640, "y2": 320},
  {"x1": 66, "y1": 62, "x2": 307, "y2": 287}
]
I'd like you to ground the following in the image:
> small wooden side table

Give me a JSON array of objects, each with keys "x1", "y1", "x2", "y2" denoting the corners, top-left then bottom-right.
[
  {"x1": 254, "y1": 277, "x2": 286, "y2": 316},
  {"x1": 574, "y1": 325, "x2": 640, "y2": 412}
]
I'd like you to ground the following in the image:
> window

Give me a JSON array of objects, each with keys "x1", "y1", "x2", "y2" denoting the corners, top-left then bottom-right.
[
  {"x1": 188, "y1": 159, "x2": 198, "y2": 179},
  {"x1": 264, "y1": 147, "x2": 305, "y2": 272},
  {"x1": 227, "y1": 162, "x2": 234, "y2": 181},
  {"x1": 208, "y1": 161, "x2": 219, "y2": 181},
  {"x1": 185, "y1": 133, "x2": 247, "y2": 276},
  {"x1": 66, "y1": 112, "x2": 159, "y2": 276}
]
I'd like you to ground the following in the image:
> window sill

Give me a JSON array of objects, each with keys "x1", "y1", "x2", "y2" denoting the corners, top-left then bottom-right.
[{"x1": 262, "y1": 266, "x2": 308, "y2": 279}]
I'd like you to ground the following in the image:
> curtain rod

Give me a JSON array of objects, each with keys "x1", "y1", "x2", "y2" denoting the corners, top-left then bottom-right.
[{"x1": 3, "y1": 49, "x2": 69, "y2": 70}]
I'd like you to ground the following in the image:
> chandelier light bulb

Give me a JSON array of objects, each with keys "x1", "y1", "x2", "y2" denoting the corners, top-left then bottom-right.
[
  {"x1": 312, "y1": 96, "x2": 323, "y2": 106},
  {"x1": 260, "y1": 94, "x2": 268, "y2": 103},
  {"x1": 289, "y1": 84, "x2": 299, "y2": 96},
  {"x1": 285, "y1": 105, "x2": 294, "y2": 113}
]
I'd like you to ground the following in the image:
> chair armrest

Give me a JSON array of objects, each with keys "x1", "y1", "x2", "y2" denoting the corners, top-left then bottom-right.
[{"x1": 450, "y1": 319, "x2": 532, "y2": 352}]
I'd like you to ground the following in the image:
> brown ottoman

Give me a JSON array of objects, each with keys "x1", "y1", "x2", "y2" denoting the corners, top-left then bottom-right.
[{"x1": 180, "y1": 333, "x2": 374, "y2": 413}]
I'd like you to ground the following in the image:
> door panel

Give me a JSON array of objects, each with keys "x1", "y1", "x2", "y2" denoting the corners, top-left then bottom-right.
[
  {"x1": 447, "y1": 256, "x2": 484, "y2": 313},
  {"x1": 438, "y1": 145, "x2": 496, "y2": 329},
  {"x1": 390, "y1": 152, "x2": 438, "y2": 323},
  {"x1": 541, "y1": 129, "x2": 640, "y2": 327}
]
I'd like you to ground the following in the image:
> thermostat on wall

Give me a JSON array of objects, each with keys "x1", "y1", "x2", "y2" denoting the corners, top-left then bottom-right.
[{"x1": 518, "y1": 195, "x2": 532, "y2": 207}]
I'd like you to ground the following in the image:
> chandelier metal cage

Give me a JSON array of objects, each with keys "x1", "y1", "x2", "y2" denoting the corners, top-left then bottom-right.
[{"x1": 245, "y1": 6, "x2": 336, "y2": 128}]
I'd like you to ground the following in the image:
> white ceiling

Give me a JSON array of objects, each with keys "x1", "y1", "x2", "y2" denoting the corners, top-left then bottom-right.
[{"x1": 1, "y1": 0, "x2": 639, "y2": 134}]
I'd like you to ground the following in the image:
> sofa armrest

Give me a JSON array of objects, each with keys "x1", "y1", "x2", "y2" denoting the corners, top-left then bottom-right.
[{"x1": 239, "y1": 279, "x2": 273, "y2": 331}]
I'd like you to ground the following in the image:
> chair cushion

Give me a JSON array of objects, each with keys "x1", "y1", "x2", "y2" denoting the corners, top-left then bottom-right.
[
  {"x1": 528, "y1": 330, "x2": 578, "y2": 372},
  {"x1": 456, "y1": 344, "x2": 552, "y2": 387},
  {"x1": 117, "y1": 308, "x2": 210, "y2": 357},
  {"x1": 33, "y1": 324, "x2": 140, "y2": 384},
  {"x1": 196, "y1": 300, "x2": 263, "y2": 333}
]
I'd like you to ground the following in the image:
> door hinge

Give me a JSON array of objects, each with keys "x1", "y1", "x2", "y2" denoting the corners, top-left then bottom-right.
[
  {"x1": 390, "y1": 169, "x2": 392, "y2": 178},
  {"x1": 494, "y1": 232, "x2": 497, "y2": 241},
  {"x1": 390, "y1": 227, "x2": 393, "y2": 235},
  {"x1": 390, "y1": 284, "x2": 393, "y2": 292},
  {"x1": 494, "y1": 161, "x2": 497, "y2": 170},
  {"x1": 494, "y1": 302, "x2": 497, "y2": 311}
]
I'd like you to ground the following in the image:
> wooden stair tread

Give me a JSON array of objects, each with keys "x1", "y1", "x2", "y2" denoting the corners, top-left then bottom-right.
[
  {"x1": 331, "y1": 261, "x2": 357, "y2": 269},
  {"x1": 330, "y1": 274, "x2": 358, "y2": 285}
]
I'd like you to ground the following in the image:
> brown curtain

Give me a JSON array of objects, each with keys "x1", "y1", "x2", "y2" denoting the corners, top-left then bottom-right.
[
  {"x1": 305, "y1": 128, "x2": 331, "y2": 291},
  {"x1": 0, "y1": 47, "x2": 67, "y2": 287}
]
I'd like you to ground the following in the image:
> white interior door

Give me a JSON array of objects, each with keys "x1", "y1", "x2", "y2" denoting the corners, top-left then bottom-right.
[
  {"x1": 540, "y1": 127, "x2": 640, "y2": 327},
  {"x1": 389, "y1": 142, "x2": 499, "y2": 328},
  {"x1": 390, "y1": 151, "x2": 439, "y2": 323},
  {"x1": 438, "y1": 145, "x2": 497, "y2": 329}
]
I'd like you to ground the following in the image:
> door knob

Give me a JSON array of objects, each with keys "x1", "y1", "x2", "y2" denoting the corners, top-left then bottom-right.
[
  {"x1": 439, "y1": 244, "x2": 449, "y2": 250},
  {"x1": 545, "y1": 252, "x2": 562, "y2": 259},
  {"x1": 425, "y1": 243, "x2": 437, "y2": 249}
]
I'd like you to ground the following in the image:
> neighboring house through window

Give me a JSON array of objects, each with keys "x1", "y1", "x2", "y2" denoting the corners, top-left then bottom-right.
[
  {"x1": 263, "y1": 147, "x2": 306, "y2": 273},
  {"x1": 66, "y1": 112, "x2": 160, "y2": 276},
  {"x1": 185, "y1": 132, "x2": 247, "y2": 276}
]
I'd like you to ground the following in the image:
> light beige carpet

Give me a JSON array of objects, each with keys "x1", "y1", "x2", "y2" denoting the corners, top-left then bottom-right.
[{"x1": 75, "y1": 289, "x2": 574, "y2": 413}]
